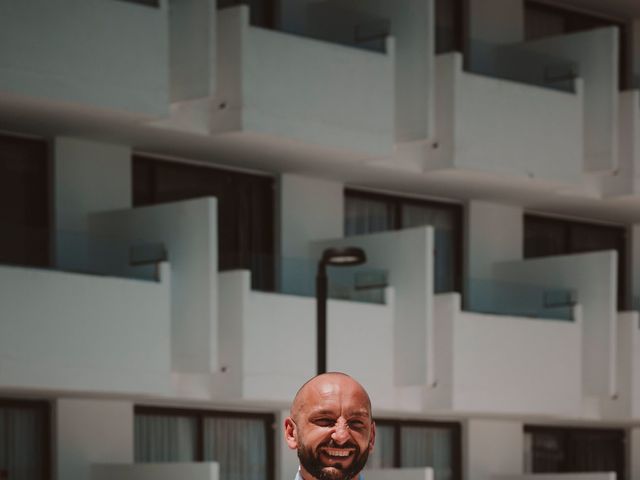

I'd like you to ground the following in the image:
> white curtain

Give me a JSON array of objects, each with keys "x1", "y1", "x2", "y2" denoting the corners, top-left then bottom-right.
[
  {"x1": 365, "y1": 424, "x2": 395, "y2": 469},
  {"x1": 344, "y1": 196, "x2": 395, "y2": 236},
  {"x1": 400, "y1": 426, "x2": 454, "y2": 480},
  {"x1": 0, "y1": 407, "x2": 45, "y2": 480},
  {"x1": 203, "y1": 417, "x2": 267, "y2": 480},
  {"x1": 134, "y1": 414, "x2": 197, "y2": 462}
]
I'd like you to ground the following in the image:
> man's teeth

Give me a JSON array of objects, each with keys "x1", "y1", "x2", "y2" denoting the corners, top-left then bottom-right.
[{"x1": 324, "y1": 448, "x2": 352, "y2": 457}]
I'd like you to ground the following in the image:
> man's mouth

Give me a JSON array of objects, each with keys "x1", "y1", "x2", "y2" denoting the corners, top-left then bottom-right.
[{"x1": 321, "y1": 447, "x2": 354, "y2": 458}]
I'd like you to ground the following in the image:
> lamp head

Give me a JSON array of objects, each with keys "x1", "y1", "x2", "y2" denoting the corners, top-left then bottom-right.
[{"x1": 321, "y1": 247, "x2": 366, "y2": 267}]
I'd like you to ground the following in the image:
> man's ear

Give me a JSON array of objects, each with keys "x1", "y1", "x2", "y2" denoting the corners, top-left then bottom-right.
[
  {"x1": 368, "y1": 421, "x2": 376, "y2": 452},
  {"x1": 284, "y1": 416, "x2": 299, "y2": 450}
]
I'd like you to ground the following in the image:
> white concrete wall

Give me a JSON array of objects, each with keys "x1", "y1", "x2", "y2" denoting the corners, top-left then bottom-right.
[
  {"x1": 632, "y1": 225, "x2": 640, "y2": 307},
  {"x1": 169, "y1": 0, "x2": 216, "y2": 102},
  {"x1": 466, "y1": 420, "x2": 523, "y2": 480},
  {"x1": 468, "y1": 0, "x2": 524, "y2": 45},
  {"x1": 494, "y1": 251, "x2": 618, "y2": 400},
  {"x1": 0, "y1": 0, "x2": 168, "y2": 116},
  {"x1": 218, "y1": 270, "x2": 396, "y2": 408},
  {"x1": 431, "y1": 53, "x2": 583, "y2": 185},
  {"x1": 306, "y1": 0, "x2": 435, "y2": 142},
  {"x1": 93, "y1": 463, "x2": 219, "y2": 480},
  {"x1": 519, "y1": 28, "x2": 619, "y2": 174},
  {"x1": 214, "y1": 6, "x2": 395, "y2": 155},
  {"x1": 89, "y1": 198, "x2": 218, "y2": 374},
  {"x1": 56, "y1": 399, "x2": 133, "y2": 480},
  {"x1": 632, "y1": 427, "x2": 640, "y2": 480},
  {"x1": 431, "y1": 293, "x2": 582, "y2": 415},
  {"x1": 313, "y1": 227, "x2": 435, "y2": 388},
  {"x1": 54, "y1": 137, "x2": 132, "y2": 271},
  {"x1": 278, "y1": 174, "x2": 344, "y2": 293},
  {"x1": 603, "y1": 90, "x2": 640, "y2": 197},
  {"x1": 0, "y1": 263, "x2": 171, "y2": 394},
  {"x1": 466, "y1": 201, "x2": 523, "y2": 281},
  {"x1": 604, "y1": 312, "x2": 640, "y2": 420},
  {"x1": 365, "y1": 468, "x2": 433, "y2": 480}
]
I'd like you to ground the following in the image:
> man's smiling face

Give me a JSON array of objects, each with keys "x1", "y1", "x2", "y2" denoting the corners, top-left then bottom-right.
[{"x1": 285, "y1": 373, "x2": 375, "y2": 480}]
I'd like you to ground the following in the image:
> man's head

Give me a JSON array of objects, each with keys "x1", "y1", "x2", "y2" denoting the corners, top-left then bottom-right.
[{"x1": 284, "y1": 372, "x2": 375, "y2": 480}]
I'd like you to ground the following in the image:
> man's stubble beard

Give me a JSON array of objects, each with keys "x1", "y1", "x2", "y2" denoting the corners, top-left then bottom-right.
[{"x1": 297, "y1": 441, "x2": 370, "y2": 480}]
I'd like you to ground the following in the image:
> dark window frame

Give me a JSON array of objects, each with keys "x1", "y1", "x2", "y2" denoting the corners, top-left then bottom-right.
[
  {"x1": 524, "y1": 425, "x2": 626, "y2": 480},
  {"x1": 524, "y1": 0, "x2": 631, "y2": 90},
  {"x1": 114, "y1": 0, "x2": 161, "y2": 8},
  {"x1": 374, "y1": 418, "x2": 463, "y2": 480},
  {"x1": 524, "y1": 214, "x2": 629, "y2": 310},
  {"x1": 216, "y1": 0, "x2": 278, "y2": 30},
  {"x1": 0, "y1": 132, "x2": 51, "y2": 269},
  {"x1": 0, "y1": 398, "x2": 52, "y2": 480},
  {"x1": 435, "y1": 0, "x2": 468, "y2": 55},
  {"x1": 134, "y1": 405, "x2": 275, "y2": 480},
  {"x1": 132, "y1": 155, "x2": 276, "y2": 291},
  {"x1": 344, "y1": 188, "x2": 464, "y2": 294}
]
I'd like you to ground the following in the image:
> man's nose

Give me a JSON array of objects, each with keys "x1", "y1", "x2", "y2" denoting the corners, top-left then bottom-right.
[{"x1": 331, "y1": 420, "x2": 350, "y2": 445}]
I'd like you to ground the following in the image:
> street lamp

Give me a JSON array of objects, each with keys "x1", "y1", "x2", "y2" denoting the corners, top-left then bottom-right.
[{"x1": 316, "y1": 246, "x2": 367, "y2": 374}]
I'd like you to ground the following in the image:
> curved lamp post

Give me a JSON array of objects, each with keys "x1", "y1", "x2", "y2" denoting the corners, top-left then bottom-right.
[{"x1": 316, "y1": 246, "x2": 367, "y2": 374}]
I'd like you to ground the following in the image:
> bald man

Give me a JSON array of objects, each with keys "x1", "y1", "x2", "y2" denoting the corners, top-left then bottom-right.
[{"x1": 284, "y1": 372, "x2": 376, "y2": 480}]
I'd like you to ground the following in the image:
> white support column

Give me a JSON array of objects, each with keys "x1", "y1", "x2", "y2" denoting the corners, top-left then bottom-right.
[
  {"x1": 53, "y1": 137, "x2": 131, "y2": 271},
  {"x1": 278, "y1": 174, "x2": 344, "y2": 293},
  {"x1": 466, "y1": 200, "x2": 523, "y2": 281},
  {"x1": 631, "y1": 428, "x2": 640, "y2": 480},
  {"x1": 630, "y1": 225, "x2": 640, "y2": 308},
  {"x1": 55, "y1": 398, "x2": 134, "y2": 480},
  {"x1": 465, "y1": 419, "x2": 524, "y2": 480}
]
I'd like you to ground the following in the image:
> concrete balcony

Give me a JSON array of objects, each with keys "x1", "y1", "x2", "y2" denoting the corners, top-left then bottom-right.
[
  {"x1": 0, "y1": 262, "x2": 171, "y2": 395},
  {"x1": 89, "y1": 198, "x2": 219, "y2": 375},
  {"x1": 491, "y1": 251, "x2": 619, "y2": 405},
  {"x1": 429, "y1": 292, "x2": 583, "y2": 416},
  {"x1": 162, "y1": 5, "x2": 395, "y2": 157},
  {"x1": 430, "y1": 52, "x2": 584, "y2": 186},
  {"x1": 0, "y1": 0, "x2": 169, "y2": 118},
  {"x1": 426, "y1": 250, "x2": 619, "y2": 416},
  {"x1": 217, "y1": 269, "x2": 396, "y2": 406}
]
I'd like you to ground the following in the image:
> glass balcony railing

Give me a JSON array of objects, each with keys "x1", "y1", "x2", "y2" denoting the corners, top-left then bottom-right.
[
  {"x1": 464, "y1": 277, "x2": 576, "y2": 321},
  {"x1": 0, "y1": 224, "x2": 165, "y2": 282},
  {"x1": 467, "y1": 39, "x2": 578, "y2": 93},
  {"x1": 221, "y1": 253, "x2": 388, "y2": 305}
]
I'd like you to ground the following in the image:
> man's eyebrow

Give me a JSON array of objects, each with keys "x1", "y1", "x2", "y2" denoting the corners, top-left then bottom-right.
[
  {"x1": 308, "y1": 409, "x2": 337, "y2": 416},
  {"x1": 347, "y1": 410, "x2": 371, "y2": 418}
]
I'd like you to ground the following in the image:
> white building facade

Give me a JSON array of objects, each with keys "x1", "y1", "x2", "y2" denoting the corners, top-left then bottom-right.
[{"x1": 1, "y1": 0, "x2": 640, "y2": 479}]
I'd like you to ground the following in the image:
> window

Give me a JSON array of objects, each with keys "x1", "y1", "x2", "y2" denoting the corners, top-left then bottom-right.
[
  {"x1": 217, "y1": 0, "x2": 277, "y2": 29},
  {"x1": 524, "y1": 214, "x2": 628, "y2": 309},
  {"x1": 133, "y1": 156, "x2": 275, "y2": 291},
  {"x1": 367, "y1": 420, "x2": 462, "y2": 480},
  {"x1": 524, "y1": 426, "x2": 625, "y2": 480},
  {"x1": 0, "y1": 133, "x2": 49, "y2": 268},
  {"x1": 524, "y1": 1, "x2": 630, "y2": 90},
  {"x1": 345, "y1": 189, "x2": 463, "y2": 294},
  {"x1": 135, "y1": 407, "x2": 274, "y2": 480},
  {"x1": 435, "y1": 0, "x2": 465, "y2": 54},
  {"x1": 0, "y1": 399, "x2": 51, "y2": 480}
]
